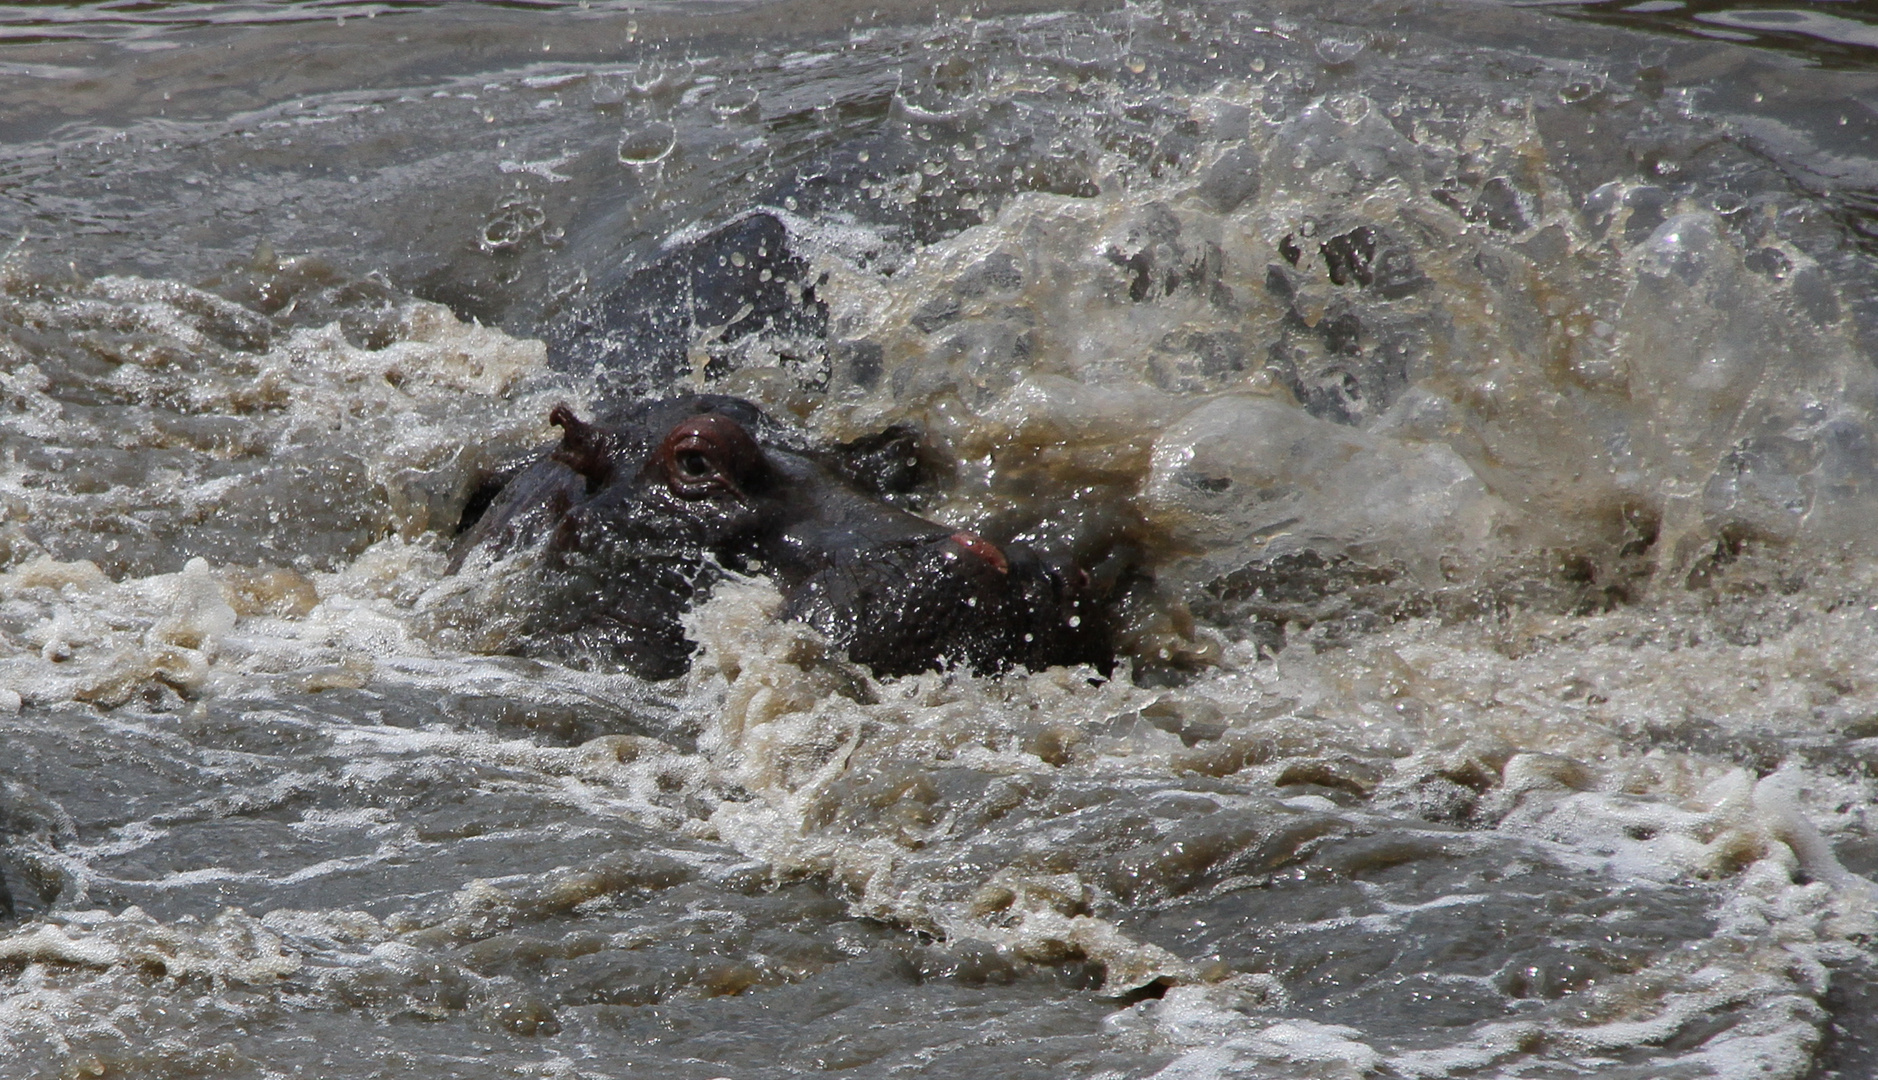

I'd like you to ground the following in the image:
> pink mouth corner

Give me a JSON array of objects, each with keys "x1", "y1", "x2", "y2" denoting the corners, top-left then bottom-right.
[{"x1": 950, "y1": 531, "x2": 1010, "y2": 574}]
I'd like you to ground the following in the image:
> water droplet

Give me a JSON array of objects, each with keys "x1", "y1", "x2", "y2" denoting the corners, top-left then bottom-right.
[
  {"x1": 1316, "y1": 37, "x2": 1365, "y2": 65},
  {"x1": 618, "y1": 122, "x2": 677, "y2": 166},
  {"x1": 632, "y1": 61, "x2": 669, "y2": 95},
  {"x1": 480, "y1": 200, "x2": 546, "y2": 252},
  {"x1": 590, "y1": 76, "x2": 627, "y2": 110},
  {"x1": 1557, "y1": 73, "x2": 1606, "y2": 105},
  {"x1": 710, "y1": 87, "x2": 760, "y2": 119}
]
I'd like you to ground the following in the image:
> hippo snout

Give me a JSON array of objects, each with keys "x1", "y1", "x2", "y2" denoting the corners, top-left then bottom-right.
[
  {"x1": 782, "y1": 528, "x2": 1106, "y2": 679},
  {"x1": 453, "y1": 395, "x2": 1112, "y2": 680}
]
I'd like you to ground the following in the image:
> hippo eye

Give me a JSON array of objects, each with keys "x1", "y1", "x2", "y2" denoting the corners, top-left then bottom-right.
[{"x1": 658, "y1": 413, "x2": 763, "y2": 498}]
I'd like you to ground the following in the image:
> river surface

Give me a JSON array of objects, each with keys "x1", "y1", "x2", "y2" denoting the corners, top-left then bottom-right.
[{"x1": 4, "y1": 1, "x2": 1878, "y2": 1077}]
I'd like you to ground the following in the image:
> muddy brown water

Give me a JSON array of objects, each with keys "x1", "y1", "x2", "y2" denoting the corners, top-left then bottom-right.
[{"x1": 4, "y1": 1, "x2": 1878, "y2": 1077}]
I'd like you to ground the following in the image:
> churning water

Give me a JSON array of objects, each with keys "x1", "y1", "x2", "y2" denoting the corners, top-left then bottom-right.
[{"x1": 4, "y1": 1, "x2": 1878, "y2": 1076}]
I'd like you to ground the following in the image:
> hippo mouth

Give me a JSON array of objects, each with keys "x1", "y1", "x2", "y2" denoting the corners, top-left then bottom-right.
[{"x1": 450, "y1": 394, "x2": 1112, "y2": 680}]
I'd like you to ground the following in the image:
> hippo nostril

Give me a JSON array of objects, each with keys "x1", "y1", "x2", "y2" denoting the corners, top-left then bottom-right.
[{"x1": 950, "y1": 531, "x2": 1009, "y2": 574}]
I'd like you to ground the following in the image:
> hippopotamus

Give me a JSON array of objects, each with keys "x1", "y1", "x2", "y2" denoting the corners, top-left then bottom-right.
[{"x1": 451, "y1": 394, "x2": 1112, "y2": 680}]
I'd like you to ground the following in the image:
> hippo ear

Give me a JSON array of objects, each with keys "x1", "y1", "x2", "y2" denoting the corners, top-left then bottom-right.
[
  {"x1": 549, "y1": 404, "x2": 616, "y2": 492},
  {"x1": 658, "y1": 412, "x2": 765, "y2": 499}
]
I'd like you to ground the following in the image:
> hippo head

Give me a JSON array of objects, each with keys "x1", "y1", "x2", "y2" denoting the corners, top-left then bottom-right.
[{"x1": 452, "y1": 395, "x2": 1111, "y2": 680}]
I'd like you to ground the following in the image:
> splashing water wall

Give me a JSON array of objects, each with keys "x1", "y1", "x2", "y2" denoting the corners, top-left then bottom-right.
[{"x1": 2, "y1": 1, "x2": 1878, "y2": 1077}]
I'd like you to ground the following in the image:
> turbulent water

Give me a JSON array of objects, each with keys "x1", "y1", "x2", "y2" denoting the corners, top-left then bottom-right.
[{"x1": 4, "y1": 0, "x2": 1878, "y2": 1076}]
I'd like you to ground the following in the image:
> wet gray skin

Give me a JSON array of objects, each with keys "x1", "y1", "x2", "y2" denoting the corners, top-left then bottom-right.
[
  {"x1": 5, "y1": 1, "x2": 1878, "y2": 1079},
  {"x1": 452, "y1": 394, "x2": 1111, "y2": 679}
]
